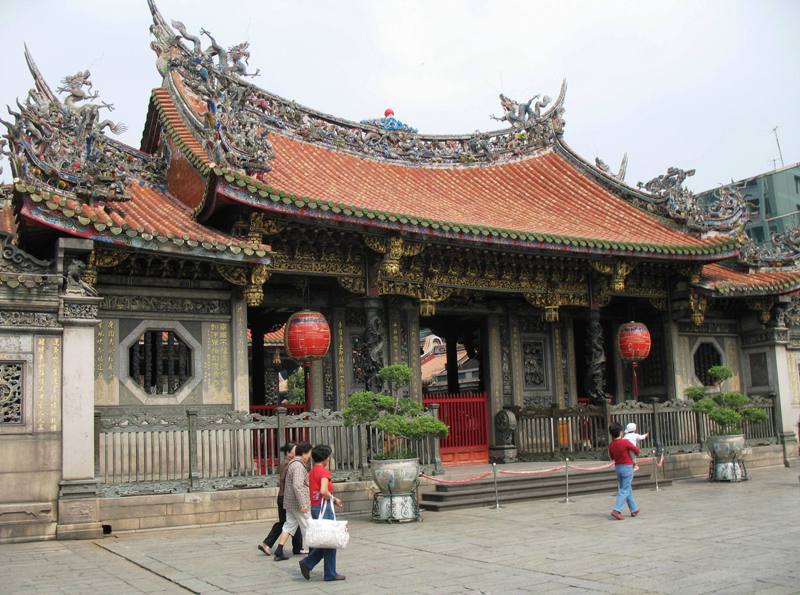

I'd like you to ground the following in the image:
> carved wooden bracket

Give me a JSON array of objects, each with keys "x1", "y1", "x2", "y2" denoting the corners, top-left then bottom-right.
[
  {"x1": 248, "y1": 212, "x2": 287, "y2": 245},
  {"x1": 216, "y1": 264, "x2": 271, "y2": 306},
  {"x1": 680, "y1": 264, "x2": 704, "y2": 285},
  {"x1": 591, "y1": 260, "x2": 634, "y2": 292},
  {"x1": 338, "y1": 276, "x2": 366, "y2": 295},
  {"x1": 365, "y1": 236, "x2": 425, "y2": 276},
  {"x1": 80, "y1": 251, "x2": 97, "y2": 286},
  {"x1": 748, "y1": 297, "x2": 776, "y2": 325},
  {"x1": 689, "y1": 291, "x2": 708, "y2": 326}
]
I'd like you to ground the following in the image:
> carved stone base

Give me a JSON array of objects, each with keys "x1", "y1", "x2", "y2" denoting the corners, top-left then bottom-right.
[
  {"x1": 489, "y1": 445, "x2": 518, "y2": 464},
  {"x1": 57, "y1": 480, "x2": 102, "y2": 540},
  {"x1": 371, "y1": 492, "x2": 420, "y2": 523},
  {"x1": 779, "y1": 431, "x2": 799, "y2": 467}
]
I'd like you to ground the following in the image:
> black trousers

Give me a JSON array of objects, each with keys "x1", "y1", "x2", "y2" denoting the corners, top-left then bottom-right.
[{"x1": 263, "y1": 495, "x2": 303, "y2": 553}]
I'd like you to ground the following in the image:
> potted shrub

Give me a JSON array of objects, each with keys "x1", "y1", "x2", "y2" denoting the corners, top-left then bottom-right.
[
  {"x1": 685, "y1": 365, "x2": 768, "y2": 481},
  {"x1": 343, "y1": 364, "x2": 448, "y2": 520}
]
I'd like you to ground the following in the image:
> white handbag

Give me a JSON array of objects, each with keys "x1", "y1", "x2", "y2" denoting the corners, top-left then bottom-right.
[{"x1": 305, "y1": 499, "x2": 349, "y2": 549}]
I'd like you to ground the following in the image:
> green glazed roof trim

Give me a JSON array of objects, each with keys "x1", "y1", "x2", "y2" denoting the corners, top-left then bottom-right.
[
  {"x1": 16, "y1": 183, "x2": 270, "y2": 260},
  {"x1": 216, "y1": 167, "x2": 739, "y2": 258}
]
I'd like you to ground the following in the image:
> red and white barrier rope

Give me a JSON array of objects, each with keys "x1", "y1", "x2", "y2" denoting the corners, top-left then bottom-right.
[
  {"x1": 420, "y1": 453, "x2": 664, "y2": 486},
  {"x1": 420, "y1": 471, "x2": 493, "y2": 485},
  {"x1": 498, "y1": 465, "x2": 565, "y2": 476}
]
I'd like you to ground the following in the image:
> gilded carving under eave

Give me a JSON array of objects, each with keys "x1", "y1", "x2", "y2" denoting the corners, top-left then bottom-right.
[
  {"x1": 248, "y1": 212, "x2": 287, "y2": 245},
  {"x1": 591, "y1": 261, "x2": 634, "y2": 292},
  {"x1": 100, "y1": 295, "x2": 230, "y2": 315},
  {"x1": 689, "y1": 291, "x2": 708, "y2": 326},
  {"x1": 365, "y1": 236, "x2": 425, "y2": 276},
  {"x1": 337, "y1": 276, "x2": 366, "y2": 295},
  {"x1": 94, "y1": 249, "x2": 130, "y2": 269},
  {"x1": 747, "y1": 297, "x2": 776, "y2": 325},
  {"x1": 216, "y1": 263, "x2": 270, "y2": 306}
]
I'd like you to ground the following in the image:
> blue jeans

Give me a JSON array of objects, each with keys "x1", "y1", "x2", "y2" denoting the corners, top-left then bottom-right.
[
  {"x1": 613, "y1": 464, "x2": 638, "y2": 513},
  {"x1": 302, "y1": 504, "x2": 337, "y2": 580}
]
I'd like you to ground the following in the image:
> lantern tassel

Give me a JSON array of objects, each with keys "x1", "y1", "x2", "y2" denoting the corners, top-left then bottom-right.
[{"x1": 632, "y1": 362, "x2": 639, "y2": 401}]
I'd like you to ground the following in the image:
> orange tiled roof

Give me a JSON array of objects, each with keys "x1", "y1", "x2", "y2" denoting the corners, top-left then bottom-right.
[
  {"x1": 18, "y1": 180, "x2": 269, "y2": 262},
  {"x1": 698, "y1": 262, "x2": 800, "y2": 296},
  {"x1": 262, "y1": 136, "x2": 713, "y2": 249},
  {"x1": 155, "y1": 82, "x2": 736, "y2": 257},
  {"x1": 247, "y1": 325, "x2": 286, "y2": 346}
]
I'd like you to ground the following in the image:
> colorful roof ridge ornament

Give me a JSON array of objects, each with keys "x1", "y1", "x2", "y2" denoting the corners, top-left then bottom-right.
[{"x1": 360, "y1": 108, "x2": 418, "y2": 133}]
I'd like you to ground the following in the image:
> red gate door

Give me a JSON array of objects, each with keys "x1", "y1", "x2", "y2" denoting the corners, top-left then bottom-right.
[{"x1": 423, "y1": 392, "x2": 488, "y2": 465}]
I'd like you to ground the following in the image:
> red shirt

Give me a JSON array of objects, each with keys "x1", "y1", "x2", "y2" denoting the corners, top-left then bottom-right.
[
  {"x1": 309, "y1": 464, "x2": 333, "y2": 507},
  {"x1": 608, "y1": 437, "x2": 639, "y2": 465}
]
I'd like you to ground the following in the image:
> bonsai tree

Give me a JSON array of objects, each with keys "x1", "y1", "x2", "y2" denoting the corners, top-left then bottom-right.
[
  {"x1": 343, "y1": 364, "x2": 449, "y2": 459},
  {"x1": 685, "y1": 364, "x2": 768, "y2": 435}
]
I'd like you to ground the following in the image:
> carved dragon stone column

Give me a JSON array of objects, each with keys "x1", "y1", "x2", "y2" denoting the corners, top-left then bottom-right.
[{"x1": 584, "y1": 309, "x2": 607, "y2": 406}]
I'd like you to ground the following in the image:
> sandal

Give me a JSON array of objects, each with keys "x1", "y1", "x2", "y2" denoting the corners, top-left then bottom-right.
[{"x1": 257, "y1": 543, "x2": 271, "y2": 556}]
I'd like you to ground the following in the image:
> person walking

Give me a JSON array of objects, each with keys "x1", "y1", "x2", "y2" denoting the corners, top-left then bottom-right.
[
  {"x1": 608, "y1": 421, "x2": 640, "y2": 520},
  {"x1": 299, "y1": 444, "x2": 345, "y2": 582},
  {"x1": 257, "y1": 443, "x2": 304, "y2": 557},
  {"x1": 272, "y1": 443, "x2": 312, "y2": 561}
]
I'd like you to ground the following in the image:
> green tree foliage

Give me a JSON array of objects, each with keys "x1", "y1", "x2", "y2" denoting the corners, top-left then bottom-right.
[
  {"x1": 284, "y1": 367, "x2": 306, "y2": 405},
  {"x1": 688, "y1": 364, "x2": 768, "y2": 434},
  {"x1": 343, "y1": 364, "x2": 449, "y2": 459}
]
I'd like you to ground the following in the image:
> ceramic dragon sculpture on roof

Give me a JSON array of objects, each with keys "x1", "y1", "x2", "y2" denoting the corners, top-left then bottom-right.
[
  {"x1": 1, "y1": 46, "x2": 166, "y2": 204},
  {"x1": 146, "y1": 0, "x2": 568, "y2": 169}
]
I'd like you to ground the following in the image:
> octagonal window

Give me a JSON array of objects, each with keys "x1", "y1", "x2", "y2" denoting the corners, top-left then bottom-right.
[
  {"x1": 693, "y1": 341, "x2": 722, "y2": 386},
  {"x1": 128, "y1": 330, "x2": 193, "y2": 395}
]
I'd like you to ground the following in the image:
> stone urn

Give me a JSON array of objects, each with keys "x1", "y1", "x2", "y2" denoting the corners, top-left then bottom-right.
[
  {"x1": 371, "y1": 458, "x2": 420, "y2": 494},
  {"x1": 707, "y1": 434, "x2": 747, "y2": 481},
  {"x1": 370, "y1": 458, "x2": 421, "y2": 523}
]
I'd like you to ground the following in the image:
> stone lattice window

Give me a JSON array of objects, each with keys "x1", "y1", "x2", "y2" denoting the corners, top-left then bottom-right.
[
  {"x1": 522, "y1": 340, "x2": 546, "y2": 389},
  {"x1": 0, "y1": 362, "x2": 23, "y2": 424},
  {"x1": 128, "y1": 330, "x2": 192, "y2": 395},
  {"x1": 693, "y1": 342, "x2": 722, "y2": 386}
]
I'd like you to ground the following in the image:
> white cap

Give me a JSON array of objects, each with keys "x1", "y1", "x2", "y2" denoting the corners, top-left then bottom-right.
[{"x1": 625, "y1": 422, "x2": 637, "y2": 433}]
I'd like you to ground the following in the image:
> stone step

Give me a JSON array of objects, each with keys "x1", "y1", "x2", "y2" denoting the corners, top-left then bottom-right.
[
  {"x1": 432, "y1": 467, "x2": 618, "y2": 493},
  {"x1": 420, "y1": 476, "x2": 670, "y2": 512},
  {"x1": 424, "y1": 473, "x2": 631, "y2": 500}
]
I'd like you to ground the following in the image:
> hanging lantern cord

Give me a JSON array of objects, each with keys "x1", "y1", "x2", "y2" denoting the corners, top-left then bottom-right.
[{"x1": 632, "y1": 361, "x2": 639, "y2": 401}]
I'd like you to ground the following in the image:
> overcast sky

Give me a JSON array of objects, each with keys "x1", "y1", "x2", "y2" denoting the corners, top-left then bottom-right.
[{"x1": 1, "y1": 0, "x2": 798, "y2": 192}]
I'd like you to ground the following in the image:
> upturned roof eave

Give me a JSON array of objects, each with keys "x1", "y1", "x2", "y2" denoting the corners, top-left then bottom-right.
[{"x1": 215, "y1": 176, "x2": 737, "y2": 261}]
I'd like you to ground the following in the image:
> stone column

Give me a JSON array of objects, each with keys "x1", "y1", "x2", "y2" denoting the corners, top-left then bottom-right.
[
  {"x1": 331, "y1": 308, "x2": 348, "y2": 408},
  {"x1": 57, "y1": 293, "x2": 103, "y2": 540},
  {"x1": 445, "y1": 329, "x2": 460, "y2": 394},
  {"x1": 551, "y1": 321, "x2": 566, "y2": 407},
  {"x1": 509, "y1": 313, "x2": 524, "y2": 407},
  {"x1": 250, "y1": 320, "x2": 266, "y2": 406},
  {"x1": 309, "y1": 360, "x2": 324, "y2": 410},
  {"x1": 231, "y1": 296, "x2": 250, "y2": 412},
  {"x1": 407, "y1": 305, "x2": 422, "y2": 402},
  {"x1": 766, "y1": 331, "x2": 800, "y2": 466},
  {"x1": 485, "y1": 313, "x2": 503, "y2": 446}
]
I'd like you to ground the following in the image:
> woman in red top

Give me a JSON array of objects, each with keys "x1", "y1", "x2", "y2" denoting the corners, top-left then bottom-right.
[
  {"x1": 608, "y1": 422, "x2": 640, "y2": 520},
  {"x1": 299, "y1": 444, "x2": 344, "y2": 582}
]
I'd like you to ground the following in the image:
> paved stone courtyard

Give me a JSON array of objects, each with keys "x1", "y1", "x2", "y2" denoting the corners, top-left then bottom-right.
[{"x1": 2, "y1": 466, "x2": 798, "y2": 595}]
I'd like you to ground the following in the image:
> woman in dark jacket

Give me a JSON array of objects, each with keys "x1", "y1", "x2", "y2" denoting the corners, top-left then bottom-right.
[{"x1": 258, "y1": 443, "x2": 304, "y2": 556}]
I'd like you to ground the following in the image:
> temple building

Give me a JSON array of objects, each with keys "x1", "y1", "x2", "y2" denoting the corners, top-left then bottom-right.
[{"x1": 1, "y1": 1, "x2": 799, "y2": 541}]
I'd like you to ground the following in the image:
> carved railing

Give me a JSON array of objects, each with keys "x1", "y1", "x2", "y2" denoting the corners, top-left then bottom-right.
[
  {"x1": 95, "y1": 407, "x2": 440, "y2": 496},
  {"x1": 514, "y1": 404, "x2": 607, "y2": 460},
  {"x1": 514, "y1": 395, "x2": 778, "y2": 460}
]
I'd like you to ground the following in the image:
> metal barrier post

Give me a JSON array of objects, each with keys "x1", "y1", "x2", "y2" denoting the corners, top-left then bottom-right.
[
  {"x1": 652, "y1": 449, "x2": 660, "y2": 492},
  {"x1": 561, "y1": 457, "x2": 574, "y2": 503},
  {"x1": 490, "y1": 462, "x2": 502, "y2": 510}
]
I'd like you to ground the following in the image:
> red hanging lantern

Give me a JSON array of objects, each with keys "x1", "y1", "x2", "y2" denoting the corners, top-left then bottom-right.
[
  {"x1": 618, "y1": 321, "x2": 651, "y2": 362},
  {"x1": 284, "y1": 310, "x2": 331, "y2": 365},
  {"x1": 617, "y1": 322, "x2": 651, "y2": 401}
]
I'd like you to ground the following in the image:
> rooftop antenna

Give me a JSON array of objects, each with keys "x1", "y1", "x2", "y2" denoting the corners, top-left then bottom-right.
[{"x1": 771, "y1": 126, "x2": 785, "y2": 168}]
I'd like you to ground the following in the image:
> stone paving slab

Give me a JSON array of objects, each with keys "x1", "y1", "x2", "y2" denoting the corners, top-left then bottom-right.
[{"x1": 1, "y1": 466, "x2": 799, "y2": 594}]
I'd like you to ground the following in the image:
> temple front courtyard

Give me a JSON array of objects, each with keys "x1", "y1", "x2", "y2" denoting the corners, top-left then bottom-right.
[{"x1": 2, "y1": 466, "x2": 798, "y2": 595}]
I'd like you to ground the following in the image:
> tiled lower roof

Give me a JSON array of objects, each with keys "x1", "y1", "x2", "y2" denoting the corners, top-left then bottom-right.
[
  {"x1": 698, "y1": 262, "x2": 800, "y2": 296},
  {"x1": 17, "y1": 181, "x2": 270, "y2": 262}
]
